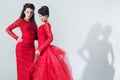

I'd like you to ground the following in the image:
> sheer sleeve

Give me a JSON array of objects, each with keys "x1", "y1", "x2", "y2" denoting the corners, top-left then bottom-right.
[
  {"x1": 38, "y1": 23, "x2": 53, "y2": 51},
  {"x1": 6, "y1": 18, "x2": 22, "y2": 40}
]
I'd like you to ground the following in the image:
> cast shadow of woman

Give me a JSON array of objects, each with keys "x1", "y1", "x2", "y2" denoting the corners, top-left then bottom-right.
[{"x1": 79, "y1": 23, "x2": 115, "y2": 80}]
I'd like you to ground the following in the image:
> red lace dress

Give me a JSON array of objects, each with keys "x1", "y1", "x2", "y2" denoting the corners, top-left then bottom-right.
[
  {"x1": 6, "y1": 18, "x2": 37, "y2": 80},
  {"x1": 31, "y1": 23, "x2": 73, "y2": 80}
]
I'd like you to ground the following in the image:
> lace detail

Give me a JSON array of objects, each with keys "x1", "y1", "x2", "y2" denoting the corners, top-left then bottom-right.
[
  {"x1": 6, "y1": 18, "x2": 23, "y2": 40},
  {"x1": 37, "y1": 23, "x2": 53, "y2": 51}
]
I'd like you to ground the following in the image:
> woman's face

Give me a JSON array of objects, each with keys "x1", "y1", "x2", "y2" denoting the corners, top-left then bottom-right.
[
  {"x1": 39, "y1": 14, "x2": 48, "y2": 22},
  {"x1": 24, "y1": 8, "x2": 34, "y2": 20}
]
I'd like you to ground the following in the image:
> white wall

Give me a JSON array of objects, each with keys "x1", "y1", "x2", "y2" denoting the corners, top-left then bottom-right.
[{"x1": 0, "y1": 0, "x2": 120, "y2": 80}]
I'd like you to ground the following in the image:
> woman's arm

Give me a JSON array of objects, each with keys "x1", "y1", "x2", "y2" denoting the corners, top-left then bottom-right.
[
  {"x1": 6, "y1": 18, "x2": 22, "y2": 40},
  {"x1": 37, "y1": 23, "x2": 53, "y2": 51}
]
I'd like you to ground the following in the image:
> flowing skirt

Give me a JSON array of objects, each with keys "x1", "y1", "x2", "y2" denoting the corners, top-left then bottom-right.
[{"x1": 31, "y1": 45, "x2": 73, "y2": 80}]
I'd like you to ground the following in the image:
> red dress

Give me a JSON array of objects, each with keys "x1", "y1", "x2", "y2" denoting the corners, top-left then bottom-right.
[
  {"x1": 6, "y1": 18, "x2": 37, "y2": 80},
  {"x1": 31, "y1": 23, "x2": 73, "y2": 80}
]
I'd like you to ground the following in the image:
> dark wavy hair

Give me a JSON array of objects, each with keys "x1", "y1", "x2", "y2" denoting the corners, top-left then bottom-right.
[
  {"x1": 38, "y1": 6, "x2": 49, "y2": 17},
  {"x1": 20, "y1": 3, "x2": 37, "y2": 27}
]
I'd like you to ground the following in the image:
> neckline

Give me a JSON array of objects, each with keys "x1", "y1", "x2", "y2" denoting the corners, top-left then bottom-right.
[{"x1": 20, "y1": 18, "x2": 31, "y2": 23}]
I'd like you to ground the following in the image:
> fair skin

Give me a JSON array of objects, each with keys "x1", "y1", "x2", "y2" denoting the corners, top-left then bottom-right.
[
  {"x1": 17, "y1": 8, "x2": 34, "y2": 43},
  {"x1": 24, "y1": 8, "x2": 34, "y2": 21},
  {"x1": 39, "y1": 14, "x2": 48, "y2": 24},
  {"x1": 34, "y1": 14, "x2": 48, "y2": 62}
]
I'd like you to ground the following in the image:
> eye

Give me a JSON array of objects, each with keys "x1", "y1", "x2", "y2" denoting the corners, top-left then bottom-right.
[
  {"x1": 30, "y1": 12, "x2": 33, "y2": 14},
  {"x1": 26, "y1": 11, "x2": 29, "y2": 13},
  {"x1": 39, "y1": 15, "x2": 41, "y2": 17}
]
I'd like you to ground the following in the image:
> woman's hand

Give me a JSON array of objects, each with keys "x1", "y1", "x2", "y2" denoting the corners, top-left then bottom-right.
[
  {"x1": 35, "y1": 50, "x2": 40, "y2": 55},
  {"x1": 17, "y1": 37, "x2": 23, "y2": 43},
  {"x1": 34, "y1": 50, "x2": 40, "y2": 62}
]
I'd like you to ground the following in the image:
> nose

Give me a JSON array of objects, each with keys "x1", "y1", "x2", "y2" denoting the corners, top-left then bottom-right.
[
  {"x1": 28, "y1": 13, "x2": 31, "y2": 16},
  {"x1": 28, "y1": 13, "x2": 31, "y2": 15}
]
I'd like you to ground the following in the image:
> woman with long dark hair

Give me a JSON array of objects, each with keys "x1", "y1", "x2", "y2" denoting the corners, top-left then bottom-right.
[
  {"x1": 31, "y1": 6, "x2": 73, "y2": 80},
  {"x1": 6, "y1": 3, "x2": 37, "y2": 80}
]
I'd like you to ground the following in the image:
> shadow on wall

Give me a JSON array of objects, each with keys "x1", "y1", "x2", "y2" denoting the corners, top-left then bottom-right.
[{"x1": 79, "y1": 23, "x2": 115, "y2": 80}]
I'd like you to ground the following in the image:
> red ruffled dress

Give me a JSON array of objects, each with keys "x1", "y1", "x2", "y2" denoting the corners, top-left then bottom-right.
[
  {"x1": 6, "y1": 18, "x2": 37, "y2": 80},
  {"x1": 31, "y1": 23, "x2": 73, "y2": 80}
]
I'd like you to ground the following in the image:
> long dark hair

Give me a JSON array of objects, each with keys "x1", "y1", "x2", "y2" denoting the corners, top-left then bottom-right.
[{"x1": 20, "y1": 3, "x2": 37, "y2": 27}]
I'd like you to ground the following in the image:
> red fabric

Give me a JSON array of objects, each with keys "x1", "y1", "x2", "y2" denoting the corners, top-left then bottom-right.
[
  {"x1": 31, "y1": 23, "x2": 73, "y2": 80},
  {"x1": 6, "y1": 18, "x2": 37, "y2": 80}
]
